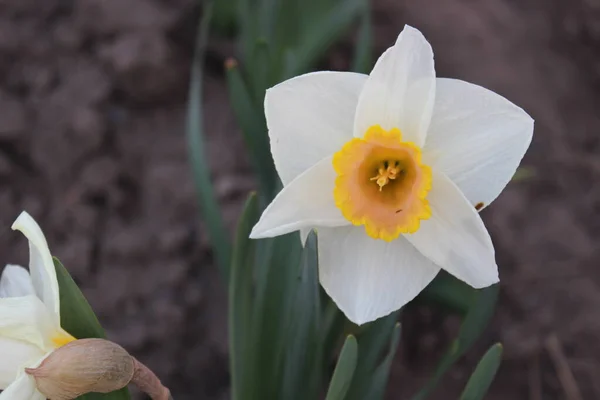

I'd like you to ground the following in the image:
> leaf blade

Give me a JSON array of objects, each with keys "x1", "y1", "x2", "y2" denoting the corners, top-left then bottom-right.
[
  {"x1": 325, "y1": 335, "x2": 358, "y2": 400},
  {"x1": 459, "y1": 343, "x2": 503, "y2": 400},
  {"x1": 54, "y1": 257, "x2": 130, "y2": 400},
  {"x1": 229, "y1": 193, "x2": 259, "y2": 400},
  {"x1": 412, "y1": 284, "x2": 499, "y2": 400},
  {"x1": 187, "y1": 0, "x2": 232, "y2": 280}
]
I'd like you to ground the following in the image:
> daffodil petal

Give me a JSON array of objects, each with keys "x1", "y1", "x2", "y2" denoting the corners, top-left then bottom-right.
[
  {"x1": 266, "y1": 71, "x2": 367, "y2": 185},
  {"x1": 318, "y1": 226, "x2": 440, "y2": 325},
  {"x1": 11, "y1": 212, "x2": 61, "y2": 326},
  {"x1": 423, "y1": 78, "x2": 534, "y2": 210},
  {"x1": 0, "y1": 371, "x2": 45, "y2": 400},
  {"x1": 0, "y1": 265, "x2": 35, "y2": 298},
  {"x1": 0, "y1": 295, "x2": 57, "y2": 352},
  {"x1": 354, "y1": 25, "x2": 435, "y2": 146},
  {"x1": 250, "y1": 157, "x2": 348, "y2": 239},
  {"x1": 0, "y1": 338, "x2": 45, "y2": 389},
  {"x1": 404, "y1": 170, "x2": 498, "y2": 288}
]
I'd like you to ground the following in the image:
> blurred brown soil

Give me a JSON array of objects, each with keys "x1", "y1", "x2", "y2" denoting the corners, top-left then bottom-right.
[{"x1": 0, "y1": 0, "x2": 599, "y2": 399}]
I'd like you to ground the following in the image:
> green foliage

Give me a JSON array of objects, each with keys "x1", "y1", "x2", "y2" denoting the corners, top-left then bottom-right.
[
  {"x1": 418, "y1": 271, "x2": 476, "y2": 315},
  {"x1": 412, "y1": 284, "x2": 499, "y2": 400},
  {"x1": 186, "y1": 0, "x2": 232, "y2": 279},
  {"x1": 345, "y1": 315, "x2": 401, "y2": 400},
  {"x1": 229, "y1": 197, "x2": 402, "y2": 400},
  {"x1": 460, "y1": 343, "x2": 503, "y2": 400},
  {"x1": 512, "y1": 167, "x2": 536, "y2": 181},
  {"x1": 325, "y1": 336, "x2": 358, "y2": 400},
  {"x1": 225, "y1": 61, "x2": 276, "y2": 197},
  {"x1": 53, "y1": 258, "x2": 131, "y2": 400}
]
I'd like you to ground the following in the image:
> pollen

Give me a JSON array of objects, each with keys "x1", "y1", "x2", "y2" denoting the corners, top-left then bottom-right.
[
  {"x1": 332, "y1": 125, "x2": 432, "y2": 241},
  {"x1": 370, "y1": 162, "x2": 402, "y2": 191}
]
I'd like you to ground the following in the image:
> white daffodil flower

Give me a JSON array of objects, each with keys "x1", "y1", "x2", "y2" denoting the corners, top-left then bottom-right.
[
  {"x1": 250, "y1": 25, "x2": 534, "y2": 324},
  {"x1": 0, "y1": 211, "x2": 75, "y2": 399}
]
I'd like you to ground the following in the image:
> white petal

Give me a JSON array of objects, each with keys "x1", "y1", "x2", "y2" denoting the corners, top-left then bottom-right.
[
  {"x1": 0, "y1": 295, "x2": 57, "y2": 352},
  {"x1": 0, "y1": 265, "x2": 35, "y2": 298},
  {"x1": 250, "y1": 157, "x2": 348, "y2": 239},
  {"x1": 318, "y1": 226, "x2": 440, "y2": 325},
  {"x1": 404, "y1": 171, "x2": 498, "y2": 288},
  {"x1": 11, "y1": 212, "x2": 61, "y2": 326},
  {"x1": 265, "y1": 71, "x2": 367, "y2": 185},
  {"x1": 0, "y1": 338, "x2": 44, "y2": 389},
  {"x1": 354, "y1": 25, "x2": 436, "y2": 145},
  {"x1": 0, "y1": 371, "x2": 45, "y2": 400},
  {"x1": 423, "y1": 78, "x2": 534, "y2": 209}
]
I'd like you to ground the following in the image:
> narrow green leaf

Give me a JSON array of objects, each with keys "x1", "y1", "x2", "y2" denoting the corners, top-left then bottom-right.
[
  {"x1": 225, "y1": 59, "x2": 276, "y2": 197},
  {"x1": 54, "y1": 258, "x2": 130, "y2": 400},
  {"x1": 289, "y1": 0, "x2": 363, "y2": 77},
  {"x1": 187, "y1": 0, "x2": 232, "y2": 280},
  {"x1": 229, "y1": 193, "x2": 259, "y2": 400},
  {"x1": 325, "y1": 335, "x2": 358, "y2": 400},
  {"x1": 249, "y1": 39, "x2": 271, "y2": 104},
  {"x1": 412, "y1": 284, "x2": 499, "y2": 400},
  {"x1": 345, "y1": 311, "x2": 400, "y2": 400},
  {"x1": 54, "y1": 258, "x2": 105, "y2": 339},
  {"x1": 512, "y1": 167, "x2": 536, "y2": 182},
  {"x1": 250, "y1": 233, "x2": 303, "y2": 399},
  {"x1": 213, "y1": 0, "x2": 239, "y2": 36},
  {"x1": 281, "y1": 232, "x2": 324, "y2": 400},
  {"x1": 237, "y1": 0, "x2": 259, "y2": 63},
  {"x1": 418, "y1": 271, "x2": 476, "y2": 315},
  {"x1": 365, "y1": 323, "x2": 402, "y2": 400},
  {"x1": 258, "y1": 0, "x2": 280, "y2": 43},
  {"x1": 460, "y1": 343, "x2": 503, "y2": 400},
  {"x1": 351, "y1": 0, "x2": 372, "y2": 74}
]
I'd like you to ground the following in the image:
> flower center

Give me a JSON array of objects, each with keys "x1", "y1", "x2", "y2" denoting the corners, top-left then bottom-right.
[
  {"x1": 370, "y1": 161, "x2": 401, "y2": 191},
  {"x1": 332, "y1": 125, "x2": 432, "y2": 241}
]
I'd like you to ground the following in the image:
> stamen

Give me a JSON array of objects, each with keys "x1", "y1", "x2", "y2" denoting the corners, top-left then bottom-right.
[{"x1": 370, "y1": 161, "x2": 400, "y2": 191}]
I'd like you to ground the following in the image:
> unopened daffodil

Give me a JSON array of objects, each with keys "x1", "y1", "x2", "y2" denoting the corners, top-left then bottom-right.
[
  {"x1": 250, "y1": 25, "x2": 534, "y2": 324},
  {"x1": 0, "y1": 212, "x2": 75, "y2": 399}
]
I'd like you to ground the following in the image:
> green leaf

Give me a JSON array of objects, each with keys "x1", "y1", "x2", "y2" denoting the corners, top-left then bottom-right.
[
  {"x1": 325, "y1": 335, "x2": 358, "y2": 400},
  {"x1": 289, "y1": 0, "x2": 364, "y2": 77},
  {"x1": 281, "y1": 232, "x2": 323, "y2": 400},
  {"x1": 365, "y1": 323, "x2": 402, "y2": 400},
  {"x1": 412, "y1": 284, "x2": 499, "y2": 400},
  {"x1": 54, "y1": 257, "x2": 130, "y2": 400},
  {"x1": 460, "y1": 343, "x2": 503, "y2": 400},
  {"x1": 213, "y1": 0, "x2": 238, "y2": 36},
  {"x1": 345, "y1": 312, "x2": 400, "y2": 400},
  {"x1": 351, "y1": 0, "x2": 372, "y2": 74},
  {"x1": 249, "y1": 39, "x2": 272, "y2": 104},
  {"x1": 237, "y1": 0, "x2": 260, "y2": 63},
  {"x1": 225, "y1": 59, "x2": 276, "y2": 197},
  {"x1": 250, "y1": 232, "x2": 303, "y2": 399},
  {"x1": 512, "y1": 167, "x2": 536, "y2": 182},
  {"x1": 187, "y1": 0, "x2": 232, "y2": 280},
  {"x1": 229, "y1": 193, "x2": 259, "y2": 400},
  {"x1": 418, "y1": 271, "x2": 476, "y2": 315},
  {"x1": 54, "y1": 258, "x2": 105, "y2": 339}
]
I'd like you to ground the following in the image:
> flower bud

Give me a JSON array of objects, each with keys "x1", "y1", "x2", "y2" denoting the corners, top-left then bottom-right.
[{"x1": 26, "y1": 338, "x2": 134, "y2": 400}]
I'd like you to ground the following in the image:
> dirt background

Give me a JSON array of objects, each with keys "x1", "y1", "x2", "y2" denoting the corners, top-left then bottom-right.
[{"x1": 0, "y1": 0, "x2": 599, "y2": 399}]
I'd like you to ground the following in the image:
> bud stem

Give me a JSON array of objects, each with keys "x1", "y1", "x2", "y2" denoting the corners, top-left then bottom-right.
[{"x1": 131, "y1": 358, "x2": 172, "y2": 400}]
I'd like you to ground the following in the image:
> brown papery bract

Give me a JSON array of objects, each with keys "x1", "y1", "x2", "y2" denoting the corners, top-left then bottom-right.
[{"x1": 26, "y1": 338, "x2": 171, "y2": 400}]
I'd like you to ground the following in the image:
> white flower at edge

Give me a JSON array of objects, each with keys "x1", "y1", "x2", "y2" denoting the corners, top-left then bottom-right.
[
  {"x1": 0, "y1": 211, "x2": 75, "y2": 399},
  {"x1": 250, "y1": 25, "x2": 534, "y2": 325}
]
